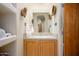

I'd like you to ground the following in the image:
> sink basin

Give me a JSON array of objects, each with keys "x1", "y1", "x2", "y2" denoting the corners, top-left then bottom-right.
[{"x1": 26, "y1": 33, "x2": 57, "y2": 39}]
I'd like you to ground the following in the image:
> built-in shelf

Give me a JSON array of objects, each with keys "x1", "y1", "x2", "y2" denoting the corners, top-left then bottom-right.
[
  {"x1": 0, "y1": 3, "x2": 17, "y2": 56},
  {"x1": 0, "y1": 35, "x2": 16, "y2": 47},
  {"x1": 0, "y1": 3, "x2": 16, "y2": 14}
]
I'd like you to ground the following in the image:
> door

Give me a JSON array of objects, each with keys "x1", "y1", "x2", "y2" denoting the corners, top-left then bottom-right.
[
  {"x1": 64, "y1": 4, "x2": 79, "y2": 56},
  {"x1": 24, "y1": 39, "x2": 40, "y2": 56},
  {"x1": 40, "y1": 40, "x2": 58, "y2": 56}
]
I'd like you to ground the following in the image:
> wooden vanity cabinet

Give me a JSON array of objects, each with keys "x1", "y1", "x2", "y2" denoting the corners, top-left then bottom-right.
[{"x1": 24, "y1": 39, "x2": 58, "y2": 56}]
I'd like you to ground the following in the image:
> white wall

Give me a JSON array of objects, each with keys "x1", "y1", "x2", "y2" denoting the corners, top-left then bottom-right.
[
  {"x1": 16, "y1": 4, "x2": 25, "y2": 56},
  {"x1": 16, "y1": 3, "x2": 63, "y2": 56},
  {"x1": 56, "y1": 4, "x2": 63, "y2": 56}
]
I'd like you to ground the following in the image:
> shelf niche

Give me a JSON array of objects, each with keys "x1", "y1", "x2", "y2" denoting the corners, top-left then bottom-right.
[{"x1": 0, "y1": 3, "x2": 17, "y2": 56}]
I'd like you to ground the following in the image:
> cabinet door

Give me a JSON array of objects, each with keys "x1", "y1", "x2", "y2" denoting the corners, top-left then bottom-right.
[
  {"x1": 40, "y1": 40, "x2": 58, "y2": 56},
  {"x1": 64, "y1": 4, "x2": 79, "y2": 56},
  {"x1": 24, "y1": 39, "x2": 58, "y2": 56},
  {"x1": 24, "y1": 39, "x2": 40, "y2": 56}
]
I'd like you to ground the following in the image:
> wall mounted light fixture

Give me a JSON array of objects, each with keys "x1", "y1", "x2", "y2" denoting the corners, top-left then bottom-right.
[
  {"x1": 52, "y1": 5, "x2": 57, "y2": 16},
  {"x1": 21, "y1": 7, "x2": 27, "y2": 17},
  {"x1": 49, "y1": 5, "x2": 57, "y2": 20}
]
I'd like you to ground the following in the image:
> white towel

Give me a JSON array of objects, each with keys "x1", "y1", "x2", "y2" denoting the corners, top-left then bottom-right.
[{"x1": 0, "y1": 28, "x2": 6, "y2": 38}]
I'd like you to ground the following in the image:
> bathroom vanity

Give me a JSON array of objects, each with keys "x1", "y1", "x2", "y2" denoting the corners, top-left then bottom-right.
[
  {"x1": 24, "y1": 34, "x2": 58, "y2": 56},
  {"x1": 23, "y1": 4, "x2": 58, "y2": 56}
]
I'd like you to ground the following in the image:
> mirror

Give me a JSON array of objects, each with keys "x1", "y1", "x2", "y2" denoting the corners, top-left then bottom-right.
[{"x1": 32, "y1": 13, "x2": 52, "y2": 33}]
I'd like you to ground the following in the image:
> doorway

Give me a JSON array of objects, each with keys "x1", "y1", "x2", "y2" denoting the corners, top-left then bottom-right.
[{"x1": 64, "y1": 4, "x2": 79, "y2": 56}]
